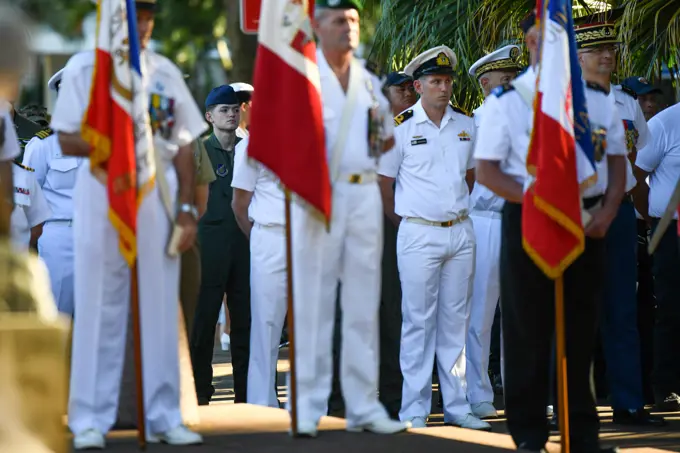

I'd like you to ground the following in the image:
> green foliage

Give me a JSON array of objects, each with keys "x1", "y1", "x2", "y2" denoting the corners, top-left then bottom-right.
[
  {"x1": 369, "y1": 0, "x2": 679, "y2": 112},
  {"x1": 13, "y1": 0, "x2": 224, "y2": 74}
]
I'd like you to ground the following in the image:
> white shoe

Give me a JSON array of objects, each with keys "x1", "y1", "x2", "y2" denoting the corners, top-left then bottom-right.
[
  {"x1": 546, "y1": 405, "x2": 554, "y2": 417},
  {"x1": 407, "y1": 416, "x2": 427, "y2": 428},
  {"x1": 220, "y1": 333, "x2": 230, "y2": 351},
  {"x1": 471, "y1": 402, "x2": 498, "y2": 419},
  {"x1": 289, "y1": 420, "x2": 318, "y2": 438},
  {"x1": 448, "y1": 414, "x2": 492, "y2": 431},
  {"x1": 347, "y1": 418, "x2": 410, "y2": 434},
  {"x1": 73, "y1": 429, "x2": 105, "y2": 450},
  {"x1": 147, "y1": 425, "x2": 203, "y2": 445}
]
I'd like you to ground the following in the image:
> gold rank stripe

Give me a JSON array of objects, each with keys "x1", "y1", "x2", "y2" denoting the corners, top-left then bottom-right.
[{"x1": 475, "y1": 59, "x2": 523, "y2": 79}]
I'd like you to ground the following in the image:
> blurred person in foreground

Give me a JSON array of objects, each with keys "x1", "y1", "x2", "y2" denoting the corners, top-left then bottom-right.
[{"x1": 50, "y1": 0, "x2": 206, "y2": 448}]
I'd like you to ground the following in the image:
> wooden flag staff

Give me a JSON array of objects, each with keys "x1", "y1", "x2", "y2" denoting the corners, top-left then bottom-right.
[
  {"x1": 284, "y1": 190, "x2": 299, "y2": 436},
  {"x1": 554, "y1": 276, "x2": 570, "y2": 453}
]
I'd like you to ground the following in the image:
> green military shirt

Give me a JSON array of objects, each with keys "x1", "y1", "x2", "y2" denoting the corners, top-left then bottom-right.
[
  {"x1": 200, "y1": 133, "x2": 241, "y2": 229},
  {"x1": 193, "y1": 138, "x2": 215, "y2": 185}
]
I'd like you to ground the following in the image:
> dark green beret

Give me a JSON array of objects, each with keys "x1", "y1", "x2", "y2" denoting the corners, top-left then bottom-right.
[{"x1": 315, "y1": 0, "x2": 363, "y2": 11}]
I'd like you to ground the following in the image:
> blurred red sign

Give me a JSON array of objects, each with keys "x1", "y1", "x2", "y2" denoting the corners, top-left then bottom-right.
[{"x1": 240, "y1": 0, "x2": 261, "y2": 35}]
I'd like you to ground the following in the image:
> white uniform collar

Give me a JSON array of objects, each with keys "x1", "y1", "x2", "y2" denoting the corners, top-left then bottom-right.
[{"x1": 412, "y1": 99, "x2": 455, "y2": 127}]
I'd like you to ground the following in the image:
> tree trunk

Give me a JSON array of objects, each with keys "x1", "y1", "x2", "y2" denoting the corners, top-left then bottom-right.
[{"x1": 224, "y1": 0, "x2": 258, "y2": 84}]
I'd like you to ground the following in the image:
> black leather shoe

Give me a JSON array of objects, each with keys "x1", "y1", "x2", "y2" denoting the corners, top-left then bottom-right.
[
  {"x1": 612, "y1": 408, "x2": 666, "y2": 427},
  {"x1": 517, "y1": 442, "x2": 548, "y2": 452}
]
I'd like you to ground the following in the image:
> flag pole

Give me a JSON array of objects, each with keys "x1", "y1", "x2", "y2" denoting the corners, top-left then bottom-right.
[
  {"x1": 555, "y1": 275, "x2": 570, "y2": 453},
  {"x1": 131, "y1": 262, "x2": 147, "y2": 450},
  {"x1": 284, "y1": 189, "x2": 299, "y2": 436}
]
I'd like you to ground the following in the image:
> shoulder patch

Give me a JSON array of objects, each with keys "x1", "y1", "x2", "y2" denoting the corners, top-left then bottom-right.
[
  {"x1": 13, "y1": 161, "x2": 34, "y2": 172},
  {"x1": 586, "y1": 81, "x2": 609, "y2": 95},
  {"x1": 451, "y1": 106, "x2": 471, "y2": 117},
  {"x1": 35, "y1": 128, "x2": 54, "y2": 140},
  {"x1": 491, "y1": 83, "x2": 515, "y2": 98},
  {"x1": 394, "y1": 109, "x2": 414, "y2": 126},
  {"x1": 620, "y1": 84, "x2": 637, "y2": 99}
]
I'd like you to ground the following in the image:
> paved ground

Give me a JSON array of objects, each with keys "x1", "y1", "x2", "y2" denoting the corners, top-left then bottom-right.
[{"x1": 209, "y1": 346, "x2": 680, "y2": 452}]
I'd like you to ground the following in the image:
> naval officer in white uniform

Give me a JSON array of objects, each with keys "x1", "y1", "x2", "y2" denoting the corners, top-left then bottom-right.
[
  {"x1": 473, "y1": 13, "x2": 627, "y2": 451},
  {"x1": 231, "y1": 136, "x2": 286, "y2": 408},
  {"x1": 50, "y1": 0, "x2": 207, "y2": 449},
  {"x1": 288, "y1": 0, "x2": 408, "y2": 437},
  {"x1": 23, "y1": 68, "x2": 82, "y2": 317},
  {"x1": 379, "y1": 45, "x2": 488, "y2": 430},
  {"x1": 465, "y1": 45, "x2": 523, "y2": 420}
]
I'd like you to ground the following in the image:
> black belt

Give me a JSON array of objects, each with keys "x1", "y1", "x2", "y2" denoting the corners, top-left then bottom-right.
[{"x1": 583, "y1": 195, "x2": 603, "y2": 210}]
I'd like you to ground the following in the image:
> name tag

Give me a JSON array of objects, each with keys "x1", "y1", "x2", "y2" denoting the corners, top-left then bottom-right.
[{"x1": 411, "y1": 138, "x2": 427, "y2": 146}]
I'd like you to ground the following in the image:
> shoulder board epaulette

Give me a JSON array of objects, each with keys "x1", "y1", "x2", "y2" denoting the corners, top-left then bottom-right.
[
  {"x1": 491, "y1": 83, "x2": 515, "y2": 98},
  {"x1": 35, "y1": 128, "x2": 54, "y2": 140},
  {"x1": 586, "y1": 82, "x2": 609, "y2": 95},
  {"x1": 13, "y1": 161, "x2": 34, "y2": 172},
  {"x1": 451, "y1": 106, "x2": 471, "y2": 117},
  {"x1": 620, "y1": 84, "x2": 637, "y2": 99},
  {"x1": 394, "y1": 109, "x2": 414, "y2": 126}
]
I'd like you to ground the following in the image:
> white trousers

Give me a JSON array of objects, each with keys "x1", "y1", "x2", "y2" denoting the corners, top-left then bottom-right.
[
  {"x1": 68, "y1": 165, "x2": 182, "y2": 436},
  {"x1": 397, "y1": 218, "x2": 475, "y2": 421},
  {"x1": 287, "y1": 181, "x2": 387, "y2": 427},
  {"x1": 465, "y1": 211, "x2": 502, "y2": 404},
  {"x1": 247, "y1": 223, "x2": 287, "y2": 408},
  {"x1": 38, "y1": 222, "x2": 75, "y2": 316}
]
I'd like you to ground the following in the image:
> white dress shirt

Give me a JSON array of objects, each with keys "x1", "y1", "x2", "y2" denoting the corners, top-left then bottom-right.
[
  {"x1": 317, "y1": 49, "x2": 393, "y2": 178},
  {"x1": 636, "y1": 103, "x2": 680, "y2": 219},
  {"x1": 470, "y1": 101, "x2": 505, "y2": 213},
  {"x1": 474, "y1": 67, "x2": 627, "y2": 198},
  {"x1": 379, "y1": 99, "x2": 476, "y2": 222},
  {"x1": 231, "y1": 136, "x2": 286, "y2": 227},
  {"x1": 23, "y1": 133, "x2": 83, "y2": 221}
]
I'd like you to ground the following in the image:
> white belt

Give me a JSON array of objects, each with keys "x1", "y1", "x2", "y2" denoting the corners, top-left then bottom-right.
[
  {"x1": 337, "y1": 172, "x2": 378, "y2": 185},
  {"x1": 254, "y1": 222, "x2": 285, "y2": 231},
  {"x1": 404, "y1": 211, "x2": 469, "y2": 228},
  {"x1": 470, "y1": 210, "x2": 502, "y2": 220}
]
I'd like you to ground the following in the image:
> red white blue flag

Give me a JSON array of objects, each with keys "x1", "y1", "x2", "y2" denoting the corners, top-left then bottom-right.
[
  {"x1": 522, "y1": 0, "x2": 597, "y2": 278},
  {"x1": 81, "y1": 0, "x2": 155, "y2": 266}
]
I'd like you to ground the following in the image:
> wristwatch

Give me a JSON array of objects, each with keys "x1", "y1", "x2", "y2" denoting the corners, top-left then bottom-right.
[{"x1": 178, "y1": 203, "x2": 198, "y2": 219}]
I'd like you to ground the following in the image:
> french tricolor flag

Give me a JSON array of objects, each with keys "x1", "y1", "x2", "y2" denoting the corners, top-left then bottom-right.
[
  {"x1": 522, "y1": 0, "x2": 598, "y2": 278},
  {"x1": 81, "y1": 0, "x2": 155, "y2": 266}
]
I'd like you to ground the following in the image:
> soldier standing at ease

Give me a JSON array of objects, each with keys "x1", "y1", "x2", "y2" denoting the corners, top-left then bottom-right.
[
  {"x1": 378, "y1": 45, "x2": 483, "y2": 430},
  {"x1": 474, "y1": 12, "x2": 626, "y2": 452},
  {"x1": 289, "y1": 0, "x2": 408, "y2": 436},
  {"x1": 22, "y1": 68, "x2": 82, "y2": 317},
  {"x1": 575, "y1": 12, "x2": 664, "y2": 427},
  {"x1": 465, "y1": 45, "x2": 523, "y2": 420},
  {"x1": 190, "y1": 85, "x2": 251, "y2": 405},
  {"x1": 374, "y1": 70, "x2": 417, "y2": 419}
]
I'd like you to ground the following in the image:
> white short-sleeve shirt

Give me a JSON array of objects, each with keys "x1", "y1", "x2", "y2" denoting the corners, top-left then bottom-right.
[
  {"x1": 51, "y1": 50, "x2": 208, "y2": 157},
  {"x1": 469, "y1": 101, "x2": 505, "y2": 213},
  {"x1": 378, "y1": 99, "x2": 476, "y2": 222},
  {"x1": 22, "y1": 133, "x2": 82, "y2": 221},
  {"x1": 610, "y1": 85, "x2": 650, "y2": 193},
  {"x1": 473, "y1": 68, "x2": 626, "y2": 199},
  {"x1": 318, "y1": 50, "x2": 393, "y2": 178},
  {"x1": 635, "y1": 103, "x2": 680, "y2": 219},
  {"x1": 231, "y1": 137, "x2": 285, "y2": 227},
  {"x1": 11, "y1": 163, "x2": 51, "y2": 250}
]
